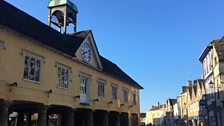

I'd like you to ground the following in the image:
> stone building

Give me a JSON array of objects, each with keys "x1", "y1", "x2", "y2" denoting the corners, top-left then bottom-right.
[
  {"x1": 179, "y1": 86, "x2": 189, "y2": 122},
  {"x1": 145, "y1": 104, "x2": 166, "y2": 126},
  {"x1": 140, "y1": 113, "x2": 146, "y2": 126},
  {"x1": 199, "y1": 37, "x2": 224, "y2": 126},
  {"x1": 186, "y1": 80, "x2": 207, "y2": 126},
  {"x1": 0, "y1": 0, "x2": 143, "y2": 126}
]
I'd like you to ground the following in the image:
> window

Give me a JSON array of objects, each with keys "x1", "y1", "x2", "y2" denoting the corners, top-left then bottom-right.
[
  {"x1": 133, "y1": 93, "x2": 137, "y2": 105},
  {"x1": 0, "y1": 40, "x2": 5, "y2": 49},
  {"x1": 57, "y1": 64, "x2": 70, "y2": 89},
  {"x1": 80, "y1": 76, "x2": 89, "y2": 95},
  {"x1": 98, "y1": 80, "x2": 105, "y2": 97},
  {"x1": 79, "y1": 74, "x2": 91, "y2": 104},
  {"x1": 214, "y1": 57, "x2": 217, "y2": 65},
  {"x1": 112, "y1": 85, "x2": 117, "y2": 100},
  {"x1": 23, "y1": 55, "x2": 41, "y2": 82},
  {"x1": 123, "y1": 89, "x2": 128, "y2": 103}
]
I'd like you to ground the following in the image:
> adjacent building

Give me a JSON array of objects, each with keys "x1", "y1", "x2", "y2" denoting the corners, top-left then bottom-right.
[
  {"x1": 140, "y1": 113, "x2": 146, "y2": 126},
  {"x1": 144, "y1": 104, "x2": 166, "y2": 126},
  {"x1": 199, "y1": 37, "x2": 224, "y2": 126},
  {"x1": 179, "y1": 86, "x2": 189, "y2": 122},
  {"x1": 0, "y1": 1, "x2": 143, "y2": 126},
  {"x1": 186, "y1": 80, "x2": 207, "y2": 126}
]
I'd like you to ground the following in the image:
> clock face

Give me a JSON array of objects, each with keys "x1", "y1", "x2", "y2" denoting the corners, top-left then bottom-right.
[{"x1": 81, "y1": 42, "x2": 91, "y2": 62}]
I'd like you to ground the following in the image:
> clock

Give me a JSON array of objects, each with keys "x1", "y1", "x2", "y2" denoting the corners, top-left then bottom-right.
[{"x1": 81, "y1": 42, "x2": 91, "y2": 62}]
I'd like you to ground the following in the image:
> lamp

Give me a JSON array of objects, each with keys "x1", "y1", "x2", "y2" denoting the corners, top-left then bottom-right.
[
  {"x1": 46, "y1": 89, "x2": 53, "y2": 97},
  {"x1": 74, "y1": 95, "x2": 80, "y2": 99},
  {"x1": 108, "y1": 101, "x2": 113, "y2": 104},
  {"x1": 9, "y1": 82, "x2": 17, "y2": 87},
  {"x1": 93, "y1": 99, "x2": 99, "y2": 102},
  {"x1": 47, "y1": 90, "x2": 53, "y2": 94},
  {"x1": 9, "y1": 82, "x2": 17, "y2": 92},
  {"x1": 208, "y1": 80, "x2": 220, "y2": 126},
  {"x1": 128, "y1": 105, "x2": 133, "y2": 108},
  {"x1": 209, "y1": 81, "x2": 214, "y2": 88}
]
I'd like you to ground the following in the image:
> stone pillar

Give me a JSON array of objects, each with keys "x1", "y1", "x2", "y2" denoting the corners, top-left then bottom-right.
[
  {"x1": 64, "y1": 110, "x2": 74, "y2": 126},
  {"x1": 0, "y1": 100, "x2": 9, "y2": 126},
  {"x1": 192, "y1": 120, "x2": 196, "y2": 126},
  {"x1": 120, "y1": 113, "x2": 129, "y2": 126},
  {"x1": 87, "y1": 111, "x2": 93, "y2": 126},
  {"x1": 117, "y1": 113, "x2": 120, "y2": 126},
  {"x1": 103, "y1": 112, "x2": 109, "y2": 126},
  {"x1": 37, "y1": 106, "x2": 48, "y2": 126}
]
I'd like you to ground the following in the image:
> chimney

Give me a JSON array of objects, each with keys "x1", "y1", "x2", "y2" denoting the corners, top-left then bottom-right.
[
  {"x1": 182, "y1": 86, "x2": 188, "y2": 93},
  {"x1": 158, "y1": 102, "x2": 160, "y2": 107},
  {"x1": 188, "y1": 80, "x2": 192, "y2": 87}
]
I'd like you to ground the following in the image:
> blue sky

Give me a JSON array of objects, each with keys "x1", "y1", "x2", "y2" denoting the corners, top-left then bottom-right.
[{"x1": 5, "y1": 0, "x2": 224, "y2": 112}]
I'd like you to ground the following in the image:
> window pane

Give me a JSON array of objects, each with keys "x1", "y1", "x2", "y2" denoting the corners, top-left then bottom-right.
[
  {"x1": 64, "y1": 69, "x2": 68, "y2": 88},
  {"x1": 29, "y1": 58, "x2": 35, "y2": 80},
  {"x1": 58, "y1": 67, "x2": 62, "y2": 84},
  {"x1": 34, "y1": 59, "x2": 40, "y2": 81},
  {"x1": 57, "y1": 66, "x2": 69, "y2": 88},
  {"x1": 112, "y1": 86, "x2": 117, "y2": 100},
  {"x1": 62, "y1": 68, "x2": 65, "y2": 85},
  {"x1": 80, "y1": 77, "x2": 87, "y2": 94},
  {"x1": 123, "y1": 90, "x2": 128, "y2": 103},
  {"x1": 133, "y1": 93, "x2": 137, "y2": 105},
  {"x1": 98, "y1": 81, "x2": 105, "y2": 97},
  {"x1": 23, "y1": 54, "x2": 41, "y2": 82},
  {"x1": 23, "y1": 56, "x2": 30, "y2": 79}
]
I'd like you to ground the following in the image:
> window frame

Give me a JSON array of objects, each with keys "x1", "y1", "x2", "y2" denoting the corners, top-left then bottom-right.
[
  {"x1": 133, "y1": 93, "x2": 137, "y2": 106},
  {"x1": 123, "y1": 88, "x2": 129, "y2": 104},
  {"x1": 0, "y1": 40, "x2": 5, "y2": 49},
  {"x1": 56, "y1": 63, "x2": 71, "y2": 89},
  {"x1": 111, "y1": 84, "x2": 118, "y2": 100},
  {"x1": 97, "y1": 79, "x2": 105, "y2": 98},
  {"x1": 22, "y1": 49, "x2": 44, "y2": 83}
]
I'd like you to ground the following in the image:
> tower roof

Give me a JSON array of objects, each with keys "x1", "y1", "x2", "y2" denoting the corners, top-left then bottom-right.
[{"x1": 48, "y1": 0, "x2": 78, "y2": 12}]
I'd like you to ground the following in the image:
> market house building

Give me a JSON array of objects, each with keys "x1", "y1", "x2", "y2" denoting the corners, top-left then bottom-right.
[{"x1": 0, "y1": 0, "x2": 143, "y2": 126}]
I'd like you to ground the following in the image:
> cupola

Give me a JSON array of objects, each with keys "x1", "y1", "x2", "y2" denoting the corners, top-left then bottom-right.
[{"x1": 48, "y1": 0, "x2": 78, "y2": 34}]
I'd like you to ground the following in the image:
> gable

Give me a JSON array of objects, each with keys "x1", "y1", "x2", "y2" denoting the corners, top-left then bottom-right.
[{"x1": 75, "y1": 31, "x2": 102, "y2": 69}]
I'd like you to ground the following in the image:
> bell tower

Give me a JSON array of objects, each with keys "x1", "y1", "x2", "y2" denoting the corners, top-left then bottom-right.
[{"x1": 48, "y1": 0, "x2": 78, "y2": 34}]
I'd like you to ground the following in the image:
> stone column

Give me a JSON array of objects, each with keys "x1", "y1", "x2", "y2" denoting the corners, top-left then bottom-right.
[
  {"x1": 64, "y1": 110, "x2": 74, "y2": 126},
  {"x1": 192, "y1": 120, "x2": 196, "y2": 126},
  {"x1": 103, "y1": 112, "x2": 109, "y2": 126},
  {"x1": 0, "y1": 100, "x2": 9, "y2": 126},
  {"x1": 37, "y1": 106, "x2": 48, "y2": 126},
  {"x1": 116, "y1": 113, "x2": 120, "y2": 126},
  {"x1": 87, "y1": 111, "x2": 93, "y2": 126}
]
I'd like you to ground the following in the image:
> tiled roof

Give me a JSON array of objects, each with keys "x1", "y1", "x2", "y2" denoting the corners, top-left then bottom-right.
[
  {"x1": 149, "y1": 106, "x2": 161, "y2": 111},
  {"x1": 214, "y1": 37, "x2": 224, "y2": 62},
  {"x1": 193, "y1": 85, "x2": 197, "y2": 96},
  {"x1": 168, "y1": 99, "x2": 177, "y2": 106},
  {"x1": 0, "y1": 0, "x2": 87, "y2": 57},
  {"x1": 100, "y1": 56, "x2": 143, "y2": 89},
  {"x1": 199, "y1": 40, "x2": 219, "y2": 62},
  {"x1": 0, "y1": 1, "x2": 143, "y2": 89},
  {"x1": 140, "y1": 113, "x2": 146, "y2": 118}
]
